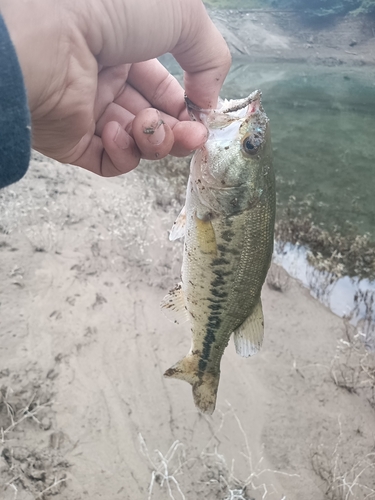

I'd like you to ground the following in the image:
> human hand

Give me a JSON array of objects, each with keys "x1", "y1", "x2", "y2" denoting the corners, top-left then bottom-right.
[{"x1": 1, "y1": 0, "x2": 231, "y2": 176}]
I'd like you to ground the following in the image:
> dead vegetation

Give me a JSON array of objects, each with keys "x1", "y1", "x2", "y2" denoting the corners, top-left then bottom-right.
[
  {"x1": 275, "y1": 197, "x2": 375, "y2": 281},
  {"x1": 330, "y1": 321, "x2": 375, "y2": 408},
  {"x1": 0, "y1": 154, "x2": 181, "y2": 282},
  {"x1": 0, "y1": 374, "x2": 69, "y2": 499},
  {"x1": 310, "y1": 319, "x2": 375, "y2": 500},
  {"x1": 311, "y1": 418, "x2": 375, "y2": 500},
  {"x1": 140, "y1": 402, "x2": 295, "y2": 500}
]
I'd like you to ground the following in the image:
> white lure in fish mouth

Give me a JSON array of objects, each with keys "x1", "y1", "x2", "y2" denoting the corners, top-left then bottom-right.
[{"x1": 185, "y1": 90, "x2": 262, "y2": 130}]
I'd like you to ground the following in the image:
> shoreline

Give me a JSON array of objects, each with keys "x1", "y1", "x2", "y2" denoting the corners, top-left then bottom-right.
[{"x1": 208, "y1": 8, "x2": 375, "y2": 67}]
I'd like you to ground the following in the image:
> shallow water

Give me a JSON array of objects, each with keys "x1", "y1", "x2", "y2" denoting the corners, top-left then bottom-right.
[{"x1": 275, "y1": 241, "x2": 375, "y2": 348}]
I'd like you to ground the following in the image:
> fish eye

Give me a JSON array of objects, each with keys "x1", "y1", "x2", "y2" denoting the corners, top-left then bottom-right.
[{"x1": 242, "y1": 134, "x2": 260, "y2": 156}]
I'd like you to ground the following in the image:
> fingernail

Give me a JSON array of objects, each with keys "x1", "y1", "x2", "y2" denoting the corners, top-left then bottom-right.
[
  {"x1": 114, "y1": 126, "x2": 130, "y2": 150},
  {"x1": 145, "y1": 119, "x2": 165, "y2": 146}
]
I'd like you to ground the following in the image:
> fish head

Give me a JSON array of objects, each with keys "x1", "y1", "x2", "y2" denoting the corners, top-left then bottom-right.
[{"x1": 190, "y1": 90, "x2": 272, "y2": 217}]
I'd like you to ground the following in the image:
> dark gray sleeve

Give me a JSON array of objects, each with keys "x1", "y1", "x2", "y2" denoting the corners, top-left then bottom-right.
[{"x1": 0, "y1": 14, "x2": 31, "y2": 189}]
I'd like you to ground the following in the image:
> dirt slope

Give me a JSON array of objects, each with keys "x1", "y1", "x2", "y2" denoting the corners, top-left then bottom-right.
[{"x1": 209, "y1": 9, "x2": 375, "y2": 66}]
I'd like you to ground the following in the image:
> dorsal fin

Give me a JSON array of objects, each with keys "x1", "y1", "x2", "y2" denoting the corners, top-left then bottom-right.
[
  {"x1": 233, "y1": 298, "x2": 264, "y2": 357},
  {"x1": 160, "y1": 282, "x2": 189, "y2": 324}
]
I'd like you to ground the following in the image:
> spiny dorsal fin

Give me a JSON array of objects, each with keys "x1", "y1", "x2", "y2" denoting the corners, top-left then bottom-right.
[
  {"x1": 169, "y1": 206, "x2": 186, "y2": 241},
  {"x1": 160, "y1": 282, "x2": 189, "y2": 324},
  {"x1": 233, "y1": 299, "x2": 264, "y2": 357}
]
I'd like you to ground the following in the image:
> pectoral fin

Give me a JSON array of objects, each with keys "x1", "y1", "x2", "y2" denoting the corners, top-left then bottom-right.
[
  {"x1": 160, "y1": 282, "x2": 189, "y2": 324},
  {"x1": 233, "y1": 298, "x2": 264, "y2": 357},
  {"x1": 169, "y1": 206, "x2": 186, "y2": 241},
  {"x1": 195, "y1": 214, "x2": 217, "y2": 255}
]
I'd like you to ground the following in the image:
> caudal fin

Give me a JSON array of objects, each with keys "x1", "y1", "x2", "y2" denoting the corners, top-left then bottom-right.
[{"x1": 164, "y1": 355, "x2": 220, "y2": 415}]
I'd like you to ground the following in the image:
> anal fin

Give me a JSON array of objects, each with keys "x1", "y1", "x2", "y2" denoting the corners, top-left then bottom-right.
[{"x1": 233, "y1": 298, "x2": 264, "y2": 357}]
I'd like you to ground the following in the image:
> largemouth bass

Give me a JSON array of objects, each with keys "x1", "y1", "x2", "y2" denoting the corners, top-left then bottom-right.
[{"x1": 162, "y1": 90, "x2": 275, "y2": 414}]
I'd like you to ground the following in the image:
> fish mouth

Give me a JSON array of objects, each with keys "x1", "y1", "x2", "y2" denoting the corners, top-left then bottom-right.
[
  {"x1": 185, "y1": 90, "x2": 262, "y2": 122},
  {"x1": 219, "y1": 90, "x2": 262, "y2": 114},
  {"x1": 185, "y1": 91, "x2": 264, "y2": 134}
]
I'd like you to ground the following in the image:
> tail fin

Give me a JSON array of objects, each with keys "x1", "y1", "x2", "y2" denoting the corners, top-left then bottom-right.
[{"x1": 164, "y1": 355, "x2": 220, "y2": 415}]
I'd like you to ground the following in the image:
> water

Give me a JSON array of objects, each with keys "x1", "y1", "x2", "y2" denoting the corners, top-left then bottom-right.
[
  {"x1": 275, "y1": 242, "x2": 375, "y2": 348},
  {"x1": 229, "y1": 63, "x2": 375, "y2": 237},
  {"x1": 160, "y1": 56, "x2": 375, "y2": 335}
]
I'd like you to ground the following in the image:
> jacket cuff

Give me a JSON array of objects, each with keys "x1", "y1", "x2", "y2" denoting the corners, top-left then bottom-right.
[{"x1": 0, "y1": 13, "x2": 31, "y2": 189}]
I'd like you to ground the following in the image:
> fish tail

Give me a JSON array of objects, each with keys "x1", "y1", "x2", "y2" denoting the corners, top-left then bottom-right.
[{"x1": 164, "y1": 355, "x2": 220, "y2": 415}]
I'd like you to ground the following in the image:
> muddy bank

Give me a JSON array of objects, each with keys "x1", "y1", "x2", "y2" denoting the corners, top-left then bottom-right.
[{"x1": 209, "y1": 9, "x2": 375, "y2": 66}]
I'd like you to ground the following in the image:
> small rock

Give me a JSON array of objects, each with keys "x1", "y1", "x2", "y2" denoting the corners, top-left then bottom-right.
[
  {"x1": 41, "y1": 417, "x2": 52, "y2": 431},
  {"x1": 50, "y1": 431, "x2": 65, "y2": 450}
]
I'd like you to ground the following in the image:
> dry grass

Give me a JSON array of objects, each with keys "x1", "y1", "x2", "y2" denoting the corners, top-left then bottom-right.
[
  {"x1": 0, "y1": 155, "x2": 179, "y2": 277},
  {"x1": 330, "y1": 321, "x2": 375, "y2": 408},
  {"x1": 311, "y1": 417, "x2": 375, "y2": 500},
  {"x1": 0, "y1": 376, "x2": 69, "y2": 499},
  {"x1": 310, "y1": 321, "x2": 375, "y2": 500},
  {"x1": 140, "y1": 402, "x2": 297, "y2": 500},
  {"x1": 275, "y1": 198, "x2": 375, "y2": 281},
  {"x1": 0, "y1": 387, "x2": 52, "y2": 443}
]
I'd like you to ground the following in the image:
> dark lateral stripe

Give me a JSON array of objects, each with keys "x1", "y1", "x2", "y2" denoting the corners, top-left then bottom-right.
[
  {"x1": 212, "y1": 269, "x2": 232, "y2": 277},
  {"x1": 207, "y1": 297, "x2": 224, "y2": 303},
  {"x1": 207, "y1": 316, "x2": 221, "y2": 329},
  {"x1": 210, "y1": 289, "x2": 228, "y2": 298},
  {"x1": 217, "y1": 244, "x2": 227, "y2": 253},
  {"x1": 221, "y1": 230, "x2": 235, "y2": 241},
  {"x1": 199, "y1": 359, "x2": 207, "y2": 371},
  {"x1": 208, "y1": 303, "x2": 222, "y2": 311},
  {"x1": 201, "y1": 328, "x2": 216, "y2": 362},
  {"x1": 212, "y1": 257, "x2": 230, "y2": 266},
  {"x1": 211, "y1": 276, "x2": 225, "y2": 287},
  {"x1": 199, "y1": 309, "x2": 224, "y2": 371}
]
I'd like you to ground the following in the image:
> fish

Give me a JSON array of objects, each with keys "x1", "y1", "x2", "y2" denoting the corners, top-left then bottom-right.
[{"x1": 161, "y1": 90, "x2": 275, "y2": 414}]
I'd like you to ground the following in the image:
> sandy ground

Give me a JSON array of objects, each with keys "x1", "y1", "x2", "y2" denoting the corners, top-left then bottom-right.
[{"x1": 0, "y1": 155, "x2": 374, "y2": 500}]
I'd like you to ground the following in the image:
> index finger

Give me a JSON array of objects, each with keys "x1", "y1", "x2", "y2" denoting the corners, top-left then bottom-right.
[
  {"x1": 125, "y1": 59, "x2": 188, "y2": 120},
  {"x1": 126, "y1": 1, "x2": 231, "y2": 111},
  {"x1": 85, "y1": 0, "x2": 231, "y2": 110},
  {"x1": 171, "y1": 1, "x2": 231, "y2": 109}
]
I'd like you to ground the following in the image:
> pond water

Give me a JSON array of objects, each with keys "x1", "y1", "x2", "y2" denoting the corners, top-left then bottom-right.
[{"x1": 160, "y1": 56, "x2": 375, "y2": 339}]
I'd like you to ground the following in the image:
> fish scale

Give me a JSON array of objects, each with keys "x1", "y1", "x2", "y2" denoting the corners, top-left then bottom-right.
[{"x1": 162, "y1": 90, "x2": 275, "y2": 414}]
